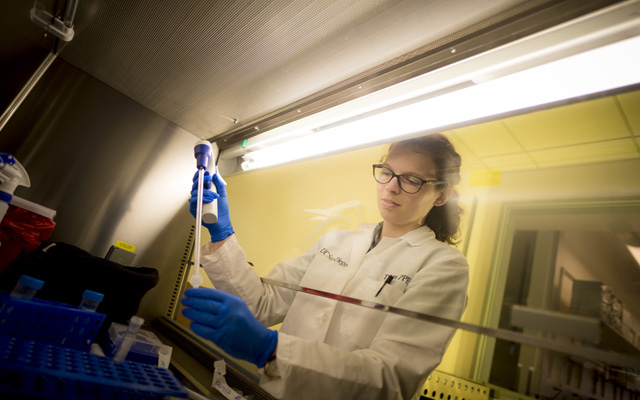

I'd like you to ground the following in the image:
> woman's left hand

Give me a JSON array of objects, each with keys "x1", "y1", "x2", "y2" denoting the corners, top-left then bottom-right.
[{"x1": 181, "y1": 288, "x2": 277, "y2": 367}]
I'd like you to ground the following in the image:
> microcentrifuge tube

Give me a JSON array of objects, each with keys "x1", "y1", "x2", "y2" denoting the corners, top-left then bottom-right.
[
  {"x1": 10, "y1": 275, "x2": 44, "y2": 300},
  {"x1": 80, "y1": 290, "x2": 104, "y2": 312}
]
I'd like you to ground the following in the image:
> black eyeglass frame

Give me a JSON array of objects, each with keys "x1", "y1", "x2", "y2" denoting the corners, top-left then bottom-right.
[{"x1": 372, "y1": 164, "x2": 449, "y2": 194}]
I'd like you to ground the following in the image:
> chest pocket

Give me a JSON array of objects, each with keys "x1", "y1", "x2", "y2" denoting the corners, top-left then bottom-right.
[{"x1": 339, "y1": 276, "x2": 406, "y2": 349}]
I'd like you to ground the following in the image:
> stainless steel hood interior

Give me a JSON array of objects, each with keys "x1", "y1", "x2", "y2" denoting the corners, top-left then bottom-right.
[
  {"x1": 16, "y1": 0, "x2": 624, "y2": 149},
  {"x1": 56, "y1": 0, "x2": 526, "y2": 141}
]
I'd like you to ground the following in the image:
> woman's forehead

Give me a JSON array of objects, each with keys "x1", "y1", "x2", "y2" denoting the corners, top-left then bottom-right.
[{"x1": 385, "y1": 147, "x2": 437, "y2": 176}]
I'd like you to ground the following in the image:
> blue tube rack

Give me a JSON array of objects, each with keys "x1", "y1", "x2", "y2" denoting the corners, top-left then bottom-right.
[
  {"x1": 0, "y1": 292, "x2": 105, "y2": 352},
  {"x1": 0, "y1": 337, "x2": 188, "y2": 399},
  {"x1": 0, "y1": 291, "x2": 187, "y2": 399}
]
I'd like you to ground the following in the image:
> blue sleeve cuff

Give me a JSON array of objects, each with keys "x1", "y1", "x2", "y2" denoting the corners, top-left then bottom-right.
[{"x1": 209, "y1": 227, "x2": 235, "y2": 243}]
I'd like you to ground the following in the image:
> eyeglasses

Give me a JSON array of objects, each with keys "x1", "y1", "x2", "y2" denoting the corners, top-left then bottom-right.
[{"x1": 372, "y1": 164, "x2": 448, "y2": 194}]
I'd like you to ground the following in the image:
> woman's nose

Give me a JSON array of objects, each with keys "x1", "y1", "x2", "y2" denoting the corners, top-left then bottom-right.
[{"x1": 385, "y1": 176, "x2": 401, "y2": 193}]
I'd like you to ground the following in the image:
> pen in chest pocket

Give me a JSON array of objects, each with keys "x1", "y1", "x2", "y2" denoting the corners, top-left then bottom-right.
[{"x1": 375, "y1": 275, "x2": 394, "y2": 297}]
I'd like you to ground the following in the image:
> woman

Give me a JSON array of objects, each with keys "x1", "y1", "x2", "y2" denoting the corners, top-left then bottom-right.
[{"x1": 182, "y1": 133, "x2": 469, "y2": 400}]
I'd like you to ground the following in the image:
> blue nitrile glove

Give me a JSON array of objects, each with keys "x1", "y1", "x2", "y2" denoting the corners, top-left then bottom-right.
[
  {"x1": 181, "y1": 288, "x2": 277, "y2": 368},
  {"x1": 189, "y1": 171, "x2": 234, "y2": 242}
]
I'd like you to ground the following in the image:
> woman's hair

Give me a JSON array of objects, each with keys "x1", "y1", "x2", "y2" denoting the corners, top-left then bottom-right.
[{"x1": 383, "y1": 133, "x2": 463, "y2": 246}]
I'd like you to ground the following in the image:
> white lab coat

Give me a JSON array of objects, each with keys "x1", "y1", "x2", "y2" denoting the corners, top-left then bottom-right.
[{"x1": 201, "y1": 223, "x2": 469, "y2": 400}]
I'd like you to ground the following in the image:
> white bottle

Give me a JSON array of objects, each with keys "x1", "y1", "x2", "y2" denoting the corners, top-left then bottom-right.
[{"x1": 0, "y1": 154, "x2": 30, "y2": 224}]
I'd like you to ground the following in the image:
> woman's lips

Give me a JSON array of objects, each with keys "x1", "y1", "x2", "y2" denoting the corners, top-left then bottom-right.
[{"x1": 382, "y1": 198, "x2": 400, "y2": 208}]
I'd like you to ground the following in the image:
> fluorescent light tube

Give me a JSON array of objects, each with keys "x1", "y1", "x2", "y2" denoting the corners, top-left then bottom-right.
[
  {"x1": 627, "y1": 244, "x2": 640, "y2": 266},
  {"x1": 237, "y1": 1, "x2": 640, "y2": 171},
  {"x1": 626, "y1": 237, "x2": 640, "y2": 267},
  {"x1": 241, "y1": 35, "x2": 640, "y2": 170}
]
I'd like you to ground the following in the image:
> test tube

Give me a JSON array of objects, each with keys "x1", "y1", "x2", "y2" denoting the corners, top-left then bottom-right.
[
  {"x1": 80, "y1": 290, "x2": 104, "y2": 312},
  {"x1": 10, "y1": 275, "x2": 44, "y2": 300},
  {"x1": 112, "y1": 316, "x2": 144, "y2": 363}
]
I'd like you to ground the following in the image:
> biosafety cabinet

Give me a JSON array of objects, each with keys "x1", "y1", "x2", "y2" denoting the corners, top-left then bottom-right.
[{"x1": 1, "y1": 0, "x2": 640, "y2": 399}]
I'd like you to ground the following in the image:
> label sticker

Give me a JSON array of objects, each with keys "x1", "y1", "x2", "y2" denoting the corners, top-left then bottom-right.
[
  {"x1": 213, "y1": 360, "x2": 247, "y2": 400},
  {"x1": 115, "y1": 240, "x2": 136, "y2": 253}
]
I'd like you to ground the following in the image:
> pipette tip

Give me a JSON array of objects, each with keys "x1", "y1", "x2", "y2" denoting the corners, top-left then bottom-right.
[{"x1": 189, "y1": 273, "x2": 203, "y2": 288}]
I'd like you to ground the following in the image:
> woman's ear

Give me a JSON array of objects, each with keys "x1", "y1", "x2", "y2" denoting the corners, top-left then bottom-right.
[{"x1": 434, "y1": 186, "x2": 454, "y2": 207}]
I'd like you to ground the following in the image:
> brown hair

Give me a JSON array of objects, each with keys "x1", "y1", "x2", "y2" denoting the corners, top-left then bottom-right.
[{"x1": 384, "y1": 133, "x2": 463, "y2": 246}]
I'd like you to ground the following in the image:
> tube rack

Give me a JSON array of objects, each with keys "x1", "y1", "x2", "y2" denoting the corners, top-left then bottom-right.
[
  {"x1": 0, "y1": 337, "x2": 188, "y2": 399},
  {"x1": 0, "y1": 292, "x2": 105, "y2": 352}
]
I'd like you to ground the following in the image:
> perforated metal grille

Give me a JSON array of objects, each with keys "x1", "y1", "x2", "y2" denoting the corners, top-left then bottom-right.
[
  {"x1": 166, "y1": 225, "x2": 195, "y2": 319},
  {"x1": 421, "y1": 370, "x2": 491, "y2": 400}
]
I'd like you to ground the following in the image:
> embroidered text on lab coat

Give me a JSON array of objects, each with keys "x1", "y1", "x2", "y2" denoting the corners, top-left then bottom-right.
[
  {"x1": 383, "y1": 273, "x2": 412, "y2": 285},
  {"x1": 319, "y1": 248, "x2": 348, "y2": 268}
]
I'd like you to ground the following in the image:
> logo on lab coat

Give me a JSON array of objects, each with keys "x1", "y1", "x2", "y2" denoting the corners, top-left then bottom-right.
[{"x1": 319, "y1": 248, "x2": 348, "y2": 268}]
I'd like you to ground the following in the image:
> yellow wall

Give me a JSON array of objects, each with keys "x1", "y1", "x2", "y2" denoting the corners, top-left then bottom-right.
[{"x1": 225, "y1": 145, "x2": 388, "y2": 273}]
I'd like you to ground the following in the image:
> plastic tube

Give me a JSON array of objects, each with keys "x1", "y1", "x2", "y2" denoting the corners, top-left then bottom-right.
[
  {"x1": 10, "y1": 275, "x2": 44, "y2": 299},
  {"x1": 112, "y1": 316, "x2": 144, "y2": 362},
  {"x1": 80, "y1": 290, "x2": 104, "y2": 312}
]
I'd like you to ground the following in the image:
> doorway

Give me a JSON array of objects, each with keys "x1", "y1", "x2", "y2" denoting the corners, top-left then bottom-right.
[{"x1": 476, "y1": 199, "x2": 640, "y2": 398}]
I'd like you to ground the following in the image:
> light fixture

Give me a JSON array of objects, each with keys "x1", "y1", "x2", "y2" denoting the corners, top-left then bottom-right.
[
  {"x1": 626, "y1": 236, "x2": 640, "y2": 267},
  {"x1": 224, "y1": 0, "x2": 640, "y2": 171}
]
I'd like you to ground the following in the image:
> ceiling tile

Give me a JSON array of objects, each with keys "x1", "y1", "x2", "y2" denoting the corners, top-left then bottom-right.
[
  {"x1": 617, "y1": 90, "x2": 640, "y2": 136},
  {"x1": 449, "y1": 121, "x2": 524, "y2": 157},
  {"x1": 445, "y1": 132, "x2": 486, "y2": 172},
  {"x1": 460, "y1": 158, "x2": 491, "y2": 173},
  {"x1": 481, "y1": 152, "x2": 537, "y2": 171},
  {"x1": 529, "y1": 138, "x2": 639, "y2": 167},
  {"x1": 502, "y1": 97, "x2": 631, "y2": 151}
]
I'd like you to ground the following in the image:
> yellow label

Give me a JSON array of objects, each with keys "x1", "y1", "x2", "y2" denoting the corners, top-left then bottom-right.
[
  {"x1": 469, "y1": 170, "x2": 501, "y2": 186},
  {"x1": 115, "y1": 240, "x2": 136, "y2": 253}
]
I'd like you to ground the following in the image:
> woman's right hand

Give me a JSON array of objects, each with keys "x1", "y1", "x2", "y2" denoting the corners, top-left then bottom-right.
[{"x1": 189, "y1": 171, "x2": 234, "y2": 242}]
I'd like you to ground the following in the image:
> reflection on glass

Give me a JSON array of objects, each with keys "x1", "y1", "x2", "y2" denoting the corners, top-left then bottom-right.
[
  {"x1": 489, "y1": 223, "x2": 640, "y2": 394},
  {"x1": 181, "y1": 134, "x2": 469, "y2": 399},
  {"x1": 178, "y1": 89, "x2": 640, "y2": 400}
]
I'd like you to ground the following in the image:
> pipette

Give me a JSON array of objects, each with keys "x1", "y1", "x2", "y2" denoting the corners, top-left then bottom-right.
[{"x1": 191, "y1": 140, "x2": 217, "y2": 288}]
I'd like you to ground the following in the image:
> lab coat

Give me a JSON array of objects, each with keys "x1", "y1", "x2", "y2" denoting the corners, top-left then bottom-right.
[{"x1": 201, "y1": 223, "x2": 469, "y2": 400}]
